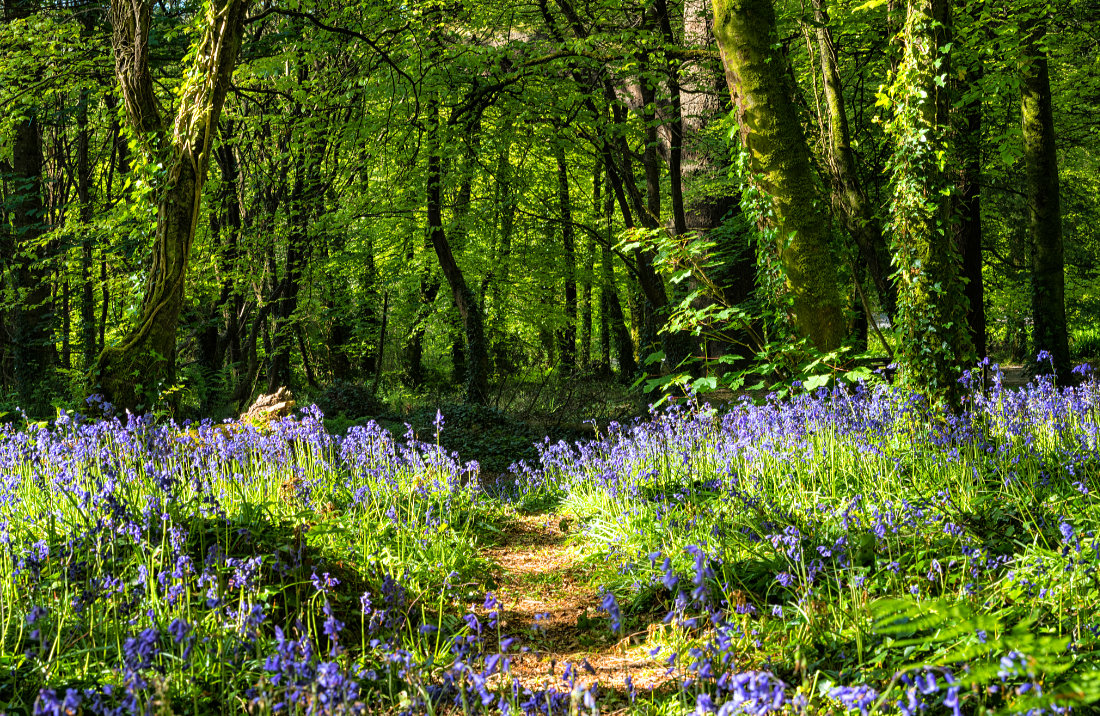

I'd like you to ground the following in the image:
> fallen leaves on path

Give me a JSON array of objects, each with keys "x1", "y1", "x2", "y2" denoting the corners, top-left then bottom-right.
[{"x1": 482, "y1": 514, "x2": 674, "y2": 698}]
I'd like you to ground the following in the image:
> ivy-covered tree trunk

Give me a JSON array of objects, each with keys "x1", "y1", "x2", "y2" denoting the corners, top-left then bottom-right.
[
  {"x1": 96, "y1": 0, "x2": 252, "y2": 409},
  {"x1": 1021, "y1": 27, "x2": 1069, "y2": 377},
  {"x1": 711, "y1": 0, "x2": 847, "y2": 352},
  {"x1": 884, "y1": 0, "x2": 972, "y2": 398}
]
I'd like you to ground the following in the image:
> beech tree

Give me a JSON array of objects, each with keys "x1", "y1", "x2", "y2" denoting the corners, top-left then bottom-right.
[
  {"x1": 95, "y1": 0, "x2": 252, "y2": 408},
  {"x1": 711, "y1": 0, "x2": 847, "y2": 352},
  {"x1": 1021, "y1": 17, "x2": 1069, "y2": 377}
]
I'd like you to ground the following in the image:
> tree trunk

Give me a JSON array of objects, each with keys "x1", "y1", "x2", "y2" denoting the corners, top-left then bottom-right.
[
  {"x1": 594, "y1": 165, "x2": 612, "y2": 376},
  {"x1": 885, "y1": 0, "x2": 973, "y2": 397},
  {"x1": 100, "y1": 94, "x2": 127, "y2": 355},
  {"x1": 404, "y1": 271, "x2": 438, "y2": 389},
  {"x1": 489, "y1": 132, "x2": 516, "y2": 371},
  {"x1": 77, "y1": 90, "x2": 97, "y2": 366},
  {"x1": 811, "y1": 0, "x2": 895, "y2": 318},
  {"x1": 1021, "y1": 28, "x2": 1069, "y2": 377},
  {"x1": 603, "y1": 245, "x2": 637, "y2": 382},
  {"x1": 682, "y1": 0, "x2": 755, "y2": 360},
  {"x1": 711, "y1": 0, "x2": 847, "y2": 351},
  {"x1": 955, "y1": 69, "x2": 986, "y2": 359},
  {"x1": 267, "y1": 124, "x2": 315, "y2": 394},
  {"x1": 325, "y1": 231, "x2": 358, "y2": 381},
  {"x1": 9, "y1": 105, "x2": 57, "y2": 403},
  {"x1": 3, "y1": 0, "x2": 57, "y2": 405},
  {"x1": 554, "y1": 141, "x2": 578, "y2": 372},
  {"x1": 580, "y1": 238, "x2": 594, "y2": 371},
  {"x1": 655, "y1": 0, "x2": 687, "y2": 237},
  {"x1": 211, "y1": 129, "x2": 245, "y2": 378},
  {"x1": 425, "y1": 100, "x2": 489, "y2": 404},
  {"x1": 96, "y1": 0, "x2": 252, "y2": 409}
]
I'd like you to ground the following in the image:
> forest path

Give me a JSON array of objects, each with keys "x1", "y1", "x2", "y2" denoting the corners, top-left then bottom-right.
[{"x1": 480, "y1": 513, "x2": 671, "y2": 696}]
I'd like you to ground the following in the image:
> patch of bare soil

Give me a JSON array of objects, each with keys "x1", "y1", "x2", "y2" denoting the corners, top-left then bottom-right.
[{"x1": 482, "y1": 514, "x2": 673, "y2": 698}]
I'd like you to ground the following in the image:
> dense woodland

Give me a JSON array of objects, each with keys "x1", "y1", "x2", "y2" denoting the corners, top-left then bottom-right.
[{"x1": 1, "y1": 0, "x2": 1098, "y2": 418}]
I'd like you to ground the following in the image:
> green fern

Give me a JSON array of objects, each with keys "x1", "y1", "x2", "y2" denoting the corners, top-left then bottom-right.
[{"x1": 871, "y1": 596, "x2": 1100, "y2": 713}]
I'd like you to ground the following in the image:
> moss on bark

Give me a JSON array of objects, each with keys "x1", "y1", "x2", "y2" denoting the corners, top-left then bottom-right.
[{"x1": 712, "y1": 0, "x2": 847, "y2": 352}]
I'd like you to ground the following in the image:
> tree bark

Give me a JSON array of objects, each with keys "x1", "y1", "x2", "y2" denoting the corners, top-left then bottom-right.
[
  {"x1": 1021, "y1": 26, "x2": 1069, "y2": 377},
  {"x1": 886, "y1": 0, "x2": 973, "y2": 397},
  {"x1": 77, "y1": 90, "x2": 97, "y2": 367},
  {"x1": 96, "y1": 0, "x2": 252, "y2": 409},
  {"x1": 489, "y1": 129, "x2": 516, "y2": 371},
  {"x1": 211, "y1": 126, "x2": 245, "y2": 377},
  {"x1": 955, "y1": 70, "x2": 986, "y2": 359},
  {"x1": 603, "y1": 246, "x2": 637, "y2": 382},
  {"x1": 811, "y1": 0, "x2": 895, "y2": 318},
  {"x1": 554, "y1": 141, "x2": 578, "y2": 372},
  {"x1": 268, "y1": 116, "x2": 319, "y2": 394},
  {"x1": 654, "y1": 0, "x2": 687, "y2": 237},
  {"x1": 3, "y1": 0, "x2": 57, "y2": 404},
  {"x1": 711, "y1": 0, "x2": 847, "y2": 351},
  {"x1": 680, "y1": 0, "x2": 755, "y2": 361},
  {"x1": 580, "y1": 238, "x2": 594, "y2": 371},
  {"x1": 9, "y1": 102, "x2": 57, "y2": 403},
  {"x1": 425, "y1": 99, "x2": 489, "y2": 404}
]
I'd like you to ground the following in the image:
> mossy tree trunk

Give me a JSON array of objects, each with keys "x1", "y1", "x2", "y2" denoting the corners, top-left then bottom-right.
[
  {"x1": 811, "y1": 0, "x2": 896, "y2": 319},
  {"x1": 711, "y1": 0, "x2": 847, "y2": 352},
  {"x1": 96, "y1": 0, "x2": 252, "y2": 410},
  {"x1": 884, "y1": 0, "x2": 973, "y2": 398},
  {"x1": 1021, "y1": 24, "x2": 1069, "y2": 377}
]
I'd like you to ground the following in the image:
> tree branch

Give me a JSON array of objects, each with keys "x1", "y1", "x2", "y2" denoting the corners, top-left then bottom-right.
[{"x1": 245, "y1": 7, "x2": 420, "y2": 125}]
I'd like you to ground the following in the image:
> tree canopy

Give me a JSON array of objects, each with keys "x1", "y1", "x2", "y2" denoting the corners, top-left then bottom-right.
[{"x1": 1, "y1": 0, "x2": 1098, "y2": 416}]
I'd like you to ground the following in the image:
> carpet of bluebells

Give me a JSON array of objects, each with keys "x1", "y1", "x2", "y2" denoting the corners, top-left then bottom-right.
[{"x1": 3, "y1": 364, "x2": 1100, "y2": 715}]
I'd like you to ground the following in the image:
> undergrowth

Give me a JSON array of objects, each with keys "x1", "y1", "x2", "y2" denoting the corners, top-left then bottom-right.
[{"x1": 2, "y1": 365, "x2": 1100, "y2": 714}]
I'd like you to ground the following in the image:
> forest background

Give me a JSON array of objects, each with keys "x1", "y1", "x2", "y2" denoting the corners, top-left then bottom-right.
[{"x1": 1, "y1": 0, "x2": 1098, "y2": 424}]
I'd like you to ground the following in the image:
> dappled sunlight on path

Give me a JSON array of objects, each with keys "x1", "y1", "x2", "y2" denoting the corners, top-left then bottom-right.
[{"x1": 482, "y1": 514, "x2": 674, "y2": 698}]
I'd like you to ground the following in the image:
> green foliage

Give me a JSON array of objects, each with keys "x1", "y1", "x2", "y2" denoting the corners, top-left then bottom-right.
[
  {"x1": 879, "y1": 0, "x2": 974, "y2": 400},
  {"x1": 407, "y1": 403, "x2": 542, "y2": 474},
  {"x1": 1070, "y1": 327, "x2": 1100, "y2": 362},
  {"x1": 313, "y1": 380, "x2": 383, "y2": 421}
]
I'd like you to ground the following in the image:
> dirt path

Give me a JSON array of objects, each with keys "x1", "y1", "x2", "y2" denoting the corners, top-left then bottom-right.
[{"x1": 482, "y1": 514, "x2": 672, "y2": 696}]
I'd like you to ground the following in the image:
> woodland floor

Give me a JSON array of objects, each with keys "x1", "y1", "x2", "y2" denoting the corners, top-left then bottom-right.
[
  {"x1": 479, "y1": 514, "x2": 674, "y2": 701},
  {"x1": 468, "y1": 366, "x2": 1039, "y2": 696}
]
